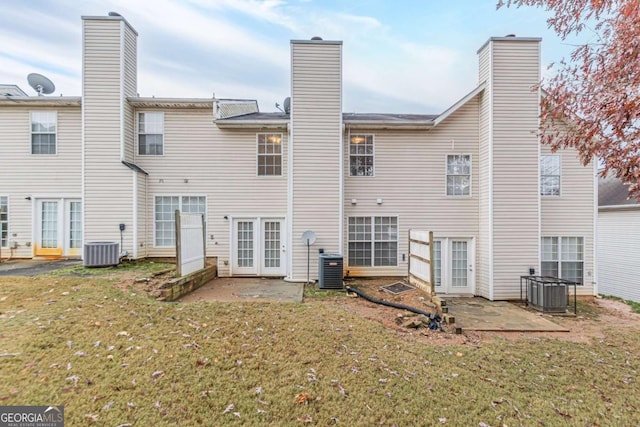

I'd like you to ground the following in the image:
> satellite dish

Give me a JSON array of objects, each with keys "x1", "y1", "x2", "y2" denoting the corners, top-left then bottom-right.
[
  {"x1": 301, "y1": 230, "x2": 316, "y2": 245},
  {"x1": 27, "y1": 73, "x2": 55, "y2": 96},
  {"x1": 283, "y1": 97, "x2": 291, "y2": 114}
]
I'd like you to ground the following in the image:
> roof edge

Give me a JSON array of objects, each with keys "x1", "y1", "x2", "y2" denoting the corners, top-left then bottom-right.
[
  {"x1": 477, "y1": 36, "x2": 542, "y2": 54},
  {"x1": 291, "y1": 39, "x2": 342, "y2": 45},
  {"x1": 81, "y1": 15, "x2": 138, "y2": 36},
  {"x1": 433, "y1": 82, "x2": 486, "y2": 127}
]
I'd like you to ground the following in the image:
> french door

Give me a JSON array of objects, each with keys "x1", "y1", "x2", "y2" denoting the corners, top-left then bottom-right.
[
  {"x1": 433, "y1": 238, "x2": 474, "y2": 295},
  {"x1": 232, "y1": 218, "x2": 285, "y2": 276},
  {"x1": 35, "y1": 199, "x2": 82, "y2": 257}
]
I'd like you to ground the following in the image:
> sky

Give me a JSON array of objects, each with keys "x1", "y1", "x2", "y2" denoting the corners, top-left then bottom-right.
[{"x1": 1, "y1": 0, "x2": 587, "y2": 114}]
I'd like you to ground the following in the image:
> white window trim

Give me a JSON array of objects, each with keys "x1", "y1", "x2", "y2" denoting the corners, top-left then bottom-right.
[
  {"x1": 137, "y1": 111, "x2": 165, "y2": 157},
  {"x1": 0, "y1": 196, "x2": 8, "y2": 249},
  {"x1": 347, "y1": 215, "x2": 399, "y2": 267},
  {"x1": 540, "y1": 154, "x2": 561, "y2": 197},
  {"x1": 349, "y1": 134, "x2": 375, "y2": 177},
  {"x1": 30, "y1": 111, "x2": 57, "y2": 155},
  {"x1": 256, "y1": 133, "x2": 284, "y2": 177},
  {"x1": 445, "y1": 153, "x2": 472, "y2": 197},
  {"x1": 541, "y1": 236, "x2": 585, "y2": 285},
  {"x1": 153, "y1": 194, "x2": 207, "y2": 248}
]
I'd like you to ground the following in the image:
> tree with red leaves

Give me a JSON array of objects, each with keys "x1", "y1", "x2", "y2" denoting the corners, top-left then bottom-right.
[{"x1": 498, "y1": 0, "x2": 640, "y2": 198}]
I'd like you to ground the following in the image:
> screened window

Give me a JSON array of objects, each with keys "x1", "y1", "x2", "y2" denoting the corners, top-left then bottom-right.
[
  {"x1": 541, "y1": 155, "x2": 560, "y2": 196},
  {"x1": 541, "y1": 236, "x2": 584, "y2": 285},
  {"x1": 138, "y1": 112, "x2": 164, "y2": 155},
  {"x1": 257, "y1": 133, "x2": 282, "y2": 176},
  {"x1": 154, "y1": 196, "x2": 206, "y2": 247},
  {"x1": 0, "y1": 196, "x2": 7, "y2": 247},
  {"x1": 349, "y1": 134, "x2": 374, "y2": 176},
  {"x1": 31, "y1": 111, "x2": 57, "y2": 154},
  {"x1": 446, "y1": 154, "x2": 471, "y2": 196},
  {"x1": 348, "y1": 216, "x2": 397, "y2": 267}
]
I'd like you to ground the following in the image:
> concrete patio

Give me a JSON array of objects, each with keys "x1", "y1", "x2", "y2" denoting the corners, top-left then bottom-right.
[{"x1": 179, "y1": 277, "x2": 304, "y2": 303}]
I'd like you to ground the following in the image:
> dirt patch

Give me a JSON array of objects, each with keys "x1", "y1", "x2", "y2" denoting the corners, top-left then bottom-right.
[{"x1": 336, "y1": 277, "x2": 640, "y2": 346}]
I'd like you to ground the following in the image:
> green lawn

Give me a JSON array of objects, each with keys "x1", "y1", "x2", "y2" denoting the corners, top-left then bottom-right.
[{"x1": 1, "y1": 276, "x2": 639, "y2": 426}]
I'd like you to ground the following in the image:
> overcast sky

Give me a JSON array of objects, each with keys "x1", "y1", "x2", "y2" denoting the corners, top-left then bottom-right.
[{"x1": 1, "y1": 0, "x2": 588, "y2": 113}]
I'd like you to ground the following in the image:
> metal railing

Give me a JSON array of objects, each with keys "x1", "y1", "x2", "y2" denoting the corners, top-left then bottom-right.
[{"x1": 520, "y1": 275, "x2": 578, "y2": 314}]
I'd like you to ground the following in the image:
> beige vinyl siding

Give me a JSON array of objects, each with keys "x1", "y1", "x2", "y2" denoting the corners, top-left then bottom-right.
[
  {"x1": 135, "y1": 171, "x2": 148, "y2": 259},
  {"x1": 344, "y1": 98, "x2": 479, "y2": 277},
  {"x1": 123, "y1": 24, "x2": 137, "y2": 163},
  {"x1": 135, "y1": 108, "x2": 287, "y2": 276},
  {"x1": 0, "y1": 106, "x2": 81, "y2": 258},
  {"x1": 477, "y1": 45, "x2": 492, "y2": 298},
  {"x1": 290, "y1": 41, "x2": 342, "y2": 280},
  {"x1": 541, "y1": 144, "x2": 596, "y2": 295},
  {"x1": 83, "y1": 17, "x2": 134, "y2": 255},
  {"x1": 490, "y1": 40, "x2": 540, "y2": 299},
  {"x1": 597, "y1": 208, "x2": 640, "y2": 302}
]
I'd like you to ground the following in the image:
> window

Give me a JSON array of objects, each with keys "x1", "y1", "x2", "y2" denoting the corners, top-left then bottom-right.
[
  {"x1": 69, "y1": 201, "x2": 82, "y2": 249},
  {"x1": 0, "y1": 196, "x2": 7, "y2": 247},
  {"x1": 31, "y1": 111, "x2": 57, "y2": 154},
  {"x1": 138, "y1": 112, "x2": 164, "y2": 155},
  {"x1": 433, "y1": 240, "x2": 441, "y2": 287},
  {"x1": 257, "y1": 133, "x2": 282, "y2": 176},
  {"x1": 349, "y1": 134, "x2": 374, "y2": 176},
  {"x1": 446, "y1": 154, "x2": 471, "y2": 196},
  {"x1": 541, "y1": 155, "x2": 560, "y2": 196},
  {"x1": 541, "y1": 237, "x2": 584, "y2": 284},
  {"x1": 155, "y1": 196, "x2": 206, "y2": 247},
  {"x1": 348, "y1": 216, "x2": 397, "y2": 267}
]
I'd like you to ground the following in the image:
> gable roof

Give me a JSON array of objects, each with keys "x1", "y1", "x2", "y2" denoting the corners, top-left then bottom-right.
[{"x1": 599, "y1": 175, "x2": 640, "y2": 209}]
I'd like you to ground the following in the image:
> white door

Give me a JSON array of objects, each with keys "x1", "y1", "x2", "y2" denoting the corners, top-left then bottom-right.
[
  {"x1": 233, "y1": 219, "x2": 258, "y2": 275},
  {"x1": 35, "y1": 199, "x2": 82, "y2": 258},
  {"x1": 232, "y1": 218, "x2": 286, "y2": 276},
  {"x1": 261, "y1": 219, "x2": 285, "y2": 276},
  {"x1": 433, "y1": 238, "x2": 474, "y2": 295}
]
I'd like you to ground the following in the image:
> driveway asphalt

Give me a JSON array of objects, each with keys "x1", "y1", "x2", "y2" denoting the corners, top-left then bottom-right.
[{"x1": 0, "y1": 259, "x2": 81, "y2": 276}]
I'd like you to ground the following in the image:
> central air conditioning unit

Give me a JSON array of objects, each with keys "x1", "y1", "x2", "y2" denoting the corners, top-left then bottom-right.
[
  {"x1": 318, "y1": 253, "x2": 344, "y2": 289},
  {"x1": 84, "y1": 242, "x2": 120, "y2": 267},
  {"x1": 528, "y1": 277, "x2": 567, "y2": 313}
]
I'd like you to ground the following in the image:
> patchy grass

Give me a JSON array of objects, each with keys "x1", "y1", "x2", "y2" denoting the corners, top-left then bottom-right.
[
  {"x1": 302, "y1": 284, "x2": 347, "y2": 300},
  {"x1": 603, "y1": 295, "x2": 640, "y2": 314},
  {"x1": 48, "y1": 259, "x2": 175, "y2": 277},
  {"x1": 1, "y1": 277, "x2": 640, "y2": 426}
]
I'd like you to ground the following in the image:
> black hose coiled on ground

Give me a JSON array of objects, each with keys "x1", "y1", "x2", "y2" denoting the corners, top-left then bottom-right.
[{"x1": 345, "y1": 286, "x2": 442, "y2": 330}]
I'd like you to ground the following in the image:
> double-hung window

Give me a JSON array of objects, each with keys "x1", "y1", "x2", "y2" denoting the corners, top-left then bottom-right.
[
  {"x1": 540, "y1": 155, "x2": 560, "y2": 196},
  {"x1": 31, "y1": 111, "x2": 57, "y2": 154},
  {"x1": 349, "y1": 134, "x2": 374, "y2": 176},
  {"x1": 138, "y1": 112, "x2": 164, "y2": 155},
  {"x1": 257, "y1": 133, "x2": 282, "y2": 176},
  {"x1": 348, "y1": 216, "x2": 398, "y2": 266},
  {"x1": 446, "y1": 154, "x2": 471, "y2": 196},
  {"x1": 541, "y1": 237, "x2": 584, "y2": 284},
  {"x1": 0, "y1": 196, "x2": 7, "y2": 247},
  {"x1": 155, "y1": 196, "x2": 206, "y2": 247}
]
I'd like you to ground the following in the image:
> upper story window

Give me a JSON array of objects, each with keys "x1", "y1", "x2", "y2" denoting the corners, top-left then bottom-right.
[
  {"x1": 257, "y1": 133, "x2": 282, "y2": 176},
  {"x1": 446, "y1": 154, "x2": 471, "y2": 196},
  {"x1": 349, "y1": 134, "x2": 374, "y2": 176},
  {"x1": 31, "y1": 111, "x2": 57, "y2": 155},
  {"x1": 0, "y1": 196, "x2": 7, "y2": 248},
  {"x1": 138, "y1": 112, "x2": 164, "y2": 155},
  {"x1": 540, "y1": 155, "x2": 560, "y2": 196}
]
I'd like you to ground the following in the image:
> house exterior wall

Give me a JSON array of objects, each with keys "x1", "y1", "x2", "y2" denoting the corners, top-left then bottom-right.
[
  {"x1": 477, "y1": 43, "x2": 492, "y2": 299},
  {"x1": 289, "y1": 40, "x2": 343, "y2": 281},
  {"x1": 597, "y1": 208, "x2": 640, "y2": 302},
  {"x1": 82, "y1": 16, "x2": 137, "y2": 256},
  {"x1": 541, "y1": 144, "x2": 596, "y2": 295},
  {"x1": 0, "y1": 106, "x2": 82, "y2": 258},
  {"x1": 477, "y1": 37, "x2": 541, "y2": 300},
  {"x1": 133, "y1": 108, "x2": 288, "y2": 276},
  {"x1": 343, "y1": 99, "x2": 479, "y2": 279}
]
